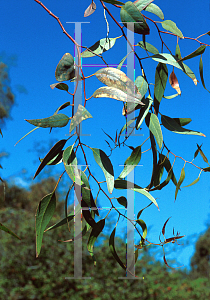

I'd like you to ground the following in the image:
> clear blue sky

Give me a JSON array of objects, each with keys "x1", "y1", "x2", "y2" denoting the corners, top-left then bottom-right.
[{"x1": 0, "y1": 0, "x2": 210, "y2": 270}]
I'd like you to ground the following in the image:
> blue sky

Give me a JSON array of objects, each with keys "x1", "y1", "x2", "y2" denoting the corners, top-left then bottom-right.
[{"x1": 0, "y1": 0, "x2": 210, "y2": 270}]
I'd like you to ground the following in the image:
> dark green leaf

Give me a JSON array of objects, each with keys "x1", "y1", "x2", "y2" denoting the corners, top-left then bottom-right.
[
  {"x1": 87, "y1": 219, "x2": 105, "y2": 264},
  {"x1": 197, "y1": 144, "x2": 209, "y2": 164},
  {"x1": 159, "y1": 153, "x2": 177, "y2": 186},
  {"x1": 180, "y1": 45, "x2": 206, "y2": 62},
  {"x1": 50, "y1": 83, "x2": 69, "y2": 92},
  {"x1": 173, "y1": 118, "x2": 192, "y2": 126},
  {"x1": 161, "y1": 115, "x2": 205, "y2": 137},
  {"x1": 109, "y1": 227, "x2": 126, "y2": 270},
  {"x1": 92, "y1": 148, "x2": 114, "y2": 194},
  {"x1": 119, "y1": 146, "x2": 141, "y2": 178},
  {"x1": 137, "y1": 202, "x2": 152, "y2": 219},
  {"x1": 63, "y1": 146, "x2": 82, "y2": 185},
  {"x1": 145, "y1": 113, "x2": 163, "y2": 149},
  {"x1": 203, "y1": 167, "x2": 210, "y2": 172},
  {"x1": 102, "y1": 0, "x2": 124, "y2": 5},
  {"x1": 199, "y1": 55, "x2": 210, "y2": 93},
  {"x1": 0, "y1": 222, "x2": 21, "y2": 240},
  {"x1": 26, "y1": 113, "x2": 69, "y2": 128},
  {"x1": 137, "y1": 41, "x2": 159, "y2": 54},
  {"x1": 133, "y1": 0, "x2": 154, "y2": 11},
  {"x1": 70, "y1": 104, "x2": 93, "y2": 132},
  {"x1": 54, "y1": 102, "x2": 71, "y2": 115},
  {"x1": 114, "y1": 179, "x2": 159, "y2": 209},
  {"x1": 161, "y1": 20, "x2": 183, "y2": 38},
  {"x1": 117, "y1": 196, "x2": 127, "y2": 208},
  {"x1": 81, "y1": 38, "x2": 117, "y2": 57},
  {"x1": 175, "y1": 167, "x2": 185, "y2": 200},
  {"x1": 120, "y1": 1, "x2": 150, "y2": 35},
  {"x1": 136, "y1": 96, "x2": 153, "y2": 129},
  {"x1": 36, "y1": 192, "x2": 56, "y2": 257},
  {"x1": 154, "y1": 63, "x2": 168, "y2": 113},
  {"x1": 34, "y1": 139, "x2": 67, "y2": 179},
  {"x1": 175, "y1": 44, "x2": 182, "y2": 60},
  {"x1": 55, "y1": 53, "x2": 75, "y2": 81},
  {"x1": 136, "y1": 219, "x2": 147, "y2": 239}
]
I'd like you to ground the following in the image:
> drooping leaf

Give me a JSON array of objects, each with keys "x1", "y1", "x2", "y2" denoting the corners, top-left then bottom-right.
[
  {"x1": 92, "y1": 86, "x2": 145, "y2": 105},
  {"x1": 117, "y1": 53, "x2": 129, "y2": 70},
  {"x1": 203, "y1": 167, "x2": 210, "y2": 172},
  {"x1": 133, "y1": 0, "x2": 154, "y2": 11},
  {"x1": 136, "y1": 96, "x2": 153, "y2": 129},
  {"x1": 163, "y1": 93, "x2": 179, "y2": 99},
  {"x1": 180, "y1": 45, "x2": 206, "y2": 62},
  {"x1": 26, "y1": 113, "x2": 69, "y2": 128},
  {"x1": 159, "y1": 153, "x2": 177, "y2": 186},
  {"x1": 135, "y1": 76, "x2": 148, "y2": 98},
  {"x1": 152, "y1": 53, "x2": 197, "y2": 83},
  {"x1": 84, "y1": 1, "x2": 96, "y2": 17},
  {"x1": 92, "y1": 148, "x2": 114, "y2": 194},
  {"x1": 175, "y1": 44, "x2": 182, "y2": 60},
  {"x1": 154, "y1": 63, "x2": 168, "y2": 112},
  {"x1": 0, "y1": 222, "x2": 21, "y2": 240},
  {"x1": 119, "y1": 146, "x2": 141, "y2": 179},
  {"x1": 63, "y1": 146, "x2": 81, "y2": 185},
  {"x1": 54, "y1": 102, "x2": 71, "y2": 115},
  {"x1": 109, "y1": 227, "x2": 126, "y2": 270},
  {"x1": 95, "y1": 67, "x2": 142, "y2": 100},
  {"x1": 137, "y1": 202, "x2": 153, "y2": 219},
  {"x1": 161, "y1": 20, "x2": 183, "y2": 38},
  {"x1": 162, "y1": 217, "x2": 171, "y2": 236},
  {"x1": 70, "y1": 104, "x2": 93, "y2": 132},
  {"x1": 196, "y1": 143, "x2": 209, "y2": 164},
  {"x1": 173, "y1": 118, "x2": 192, "y2": 126},
  {"x1": 161, "y1": 115, "x2": 206, "y2": 137},
  {"x1": 145, "y1": 113, "x2": 163, "y2": 149},
  {"x1": 102, "y1": 0, "x2": 125, "y2": 5},
  {"x1": 114, "y1": 179, "x2": 159, "y2": 209},
  {"x1": 117, "y1": 196, "x2": 127, "y2": 208},
  {"x1": 55, "y1": 53, "x2": 75, "y2": 82},
  {"x1": 120, "y1": 1, "x2": 150, "y2": 35},
  {"x1": 34, "y1": 139, "x2": 67, "y2": 179},
  {"x1": 36, "y1": 192, "x2": 56, "y2": 257},
  {"x1": 81, "y1": 38, "x2": 117, "y2": 57},
  {"x1": 50, "y1": 83, "x2": 69, "y2": 92},
  {"x1": 199, "y1": 55, "x2": 210, "y2": 93},
  {"x1": 39, "y1": 152, "x2": 63, "y2": 166},
  {"x1": 136, "y1": 219, "x2": 147, "y2": 239},
  {"x1": 175, "y1": 167, "x2": 185, "y2": 200},
  {"x1": 169, "y1": 70, "x2": 181, "y2": 95},
  {"x1": 87, "y1": 219, "x2": 105, "y2": 264},
  {"x1": 144, "y1": 3, "x2": 164, "y2": 20},
  {"x1": 137, "y1": 41, "x2": 159, "y2": 54},
  {"x1": 182, "y1": 176, "x2": 200, "y2": 188}
]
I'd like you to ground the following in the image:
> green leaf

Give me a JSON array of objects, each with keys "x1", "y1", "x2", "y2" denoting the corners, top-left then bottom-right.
[
  {"x1": 39, "y1": 152, "x2": 63, "y2": 166},
  {"x1": 145, "y1": 113, "x2": 163, "y2": 149},
  {"x1": 175, "y1": 167, "x2": 185, "y2": 200},
  {"x1": 144, "y1": 3, "x2": 164, "y2": 20},
  {"x1": 135, "y1": 76, "x2": 148, "y2": 98},
  {"x1": 70, "y1": 104, "x2": 93, "y2": 132},
  {"x1": 163, "y1": 93, "x2": 179, "y2": 99},
  {"x1": 119, "y1": 145, "x2": 141, "y2": 179},
  {"x1": 137, "y1": 202, "x2": 153, "y2": 219},
  {"x1": 199, "y1": 55, "x2": 210, "y2": 93},
  {"x1": 120, "y1": 1, "x2": 150, "y2": 35},
  {"x1": 161, "y1": 115, "x2": 206, "y2": 137},
  {"x1": 26, "y1": 113, "x2": 69, "y2": 128},
  {"x1": 102, "y1": 0, "x2": 125, "y2": 5},
  {"x1": 203, "y1": 167, "x2": 210, "y2": 172},
  {"x1": 175, "y1": 44, "x2": 182, "y2": 60},
  {"x1": 36, "y1": 192, "x2": 56, "y2": 257},
  {"x1": 159, "y1": 154, "x2": 177, "y2": 186},
  {"x1": 154, "y1": 63, "x2": 168, "y2": 112},
  {"x1": 173, "y1": 118, "x2": 192, "y2": 126},
  {"x1": 55, "y1": 53, "x2": 75, "y2": 82},
  {"x1": 116, "y1": 196, "x2": 127, "y2": 208},
  {"x1": 182, "y1": 176, "x2": 200, "y2": 188},
  {"x1": 136, "y1": 219, "x2": 147, "y2": 239},
  {"x1": 63, "y1": 146, "x2": 81, "y2": 185},
  {"x1": 109, "y1": 227, "x2": 126, "y2": 270},
  {"x1": 0, "y1": 222, "x2": 21, "y2": 240},
  {"x1": 95, "y1": 67, "x2": 142, "y2": 100},
  {"x1": 92, "y1": 148, "x2": 114, "y2": 194},
  {"x1": 152, "y1": 53, "x2": 197, "y2": 83},
  {"x1": 34, "y1": 139, "x2": 67, "y2": 179},
  {"x1": 92, "y1": 86, "x2": 145, "y2": 105},
  {"x1": 137, "y1": 41, "x2": 159, "y2": 54},
  {"x1": 133, "y1": 0, "x2": 154, "y2": 11},
  {"x1": 114, "y1": 179, "x2": 159, "y2": 209},
  {"x1": 87, "y1": 219, "x2": 105, "y2": 264},
  {"x1": 54, "y1": 102, "x2": 71, "y2": 115},
  {"x1": 50, "y1": 82, "x2": 69, "y2": 92},
  {"x1": 196, "y1": 144, "x2": 209, "y2": 164},
  {"x1": 117, "y1": 53, "x2": 129, "y2": 70},
  {"x1": 180, "y1": 45, "x2": 206, "y2": 62},
  {"x1": 136, "y1": 96, "x2": 153, "y2": 129},
  {"x1": 161, "y1": 20, "x2": 183, "y2": 38},
  {"x1": 81, "y1": 38, "x2": 117, "y2": 57}
]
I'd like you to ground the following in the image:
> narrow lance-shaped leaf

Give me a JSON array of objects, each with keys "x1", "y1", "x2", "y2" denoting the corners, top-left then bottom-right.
[
  {"x1": 136, "y1": 219, "x2": 147, "y2": 239},
  {"x1": 120, "y1": 1, "x2": 150, "y2": 35},
  {"x1": 196, "y1": 143, "x2": 209, "y2": 164},
  {"x1": 63, "y1": 146, "x2": 82, "y2": 185},
  {"x1": 87, "y1": 219, "x2": 105, "y2": 265},
  {"x1": 145, "y1": 113, "x2": 163, "y2": 149},
  {"x1": 161, "y1": 115, "x2": 206, "y2": 137},
  {"x1": 81, "y1": 38, "x2": 117, "y2": 57},
  {"x1": 180, "y1": 45, "x2": 206, "y2": 62},
  {"x1": 92, "y1": 148, "x2": 114, "y2": 194},
  {"x1": 137, "y1": 41, "x2": 159, "y2": 54},
  {"x1": 109, "y1": 227, "x2": 126, "y2": 270},
  {"x1": 175, "y1": 44, "x2": 182, "y2": 60},
  {"x1": 199, "y1": 55, "x2": 210, "y2": 93},
  {"x1": 117, "y1": 53, "x2": 129, "y2": 70},
  {"x1": 114, "y1": 179, "x2": 159, "y2": 209},
  {"x1": 102, "y1": 0, "x2": 125, "y2": 5},
  {"x1": 119, "y1": 146, "x2": 141, "y2": 179},
  {"x1": 34, "y1": 139, "x2": 67, "y2": 179},
  {"x1": 54, "y1": 102, "x2": 71, "y2": 115},
  {"x1": 36, "y1": 192, "x2": 56, "y2": 257},
  {"x1": 70, "y1": 104, "x2": 93, "y2": 132},
  {"x1": 0, "y1": 222, "x2": 21, "y2": 240},
  {"x1": 26, "y1": 113, "x2": 70, "y2": 128},
  {"x1": 159, "y1": 154, "x2": 177, "y2": 186},
  {"x1": 175, "y1": 167, "x2": 185, "y2": 200},
  {"x1": 182, "y1": 176, "x2": 200, "y2": 188},
  {"x1": 84, "y1": 1, "x2": 96, "y2": 17},
  {"x1": 136, "y1": 96, "x2": 153, "y2": 129},
  {"x1": 154, "y1": 63, "x2": 168, "y2": 113},
  {"x1": 50, "y1": 83, "x2": 69, "y2": 92},
  {"x1": 161, "y1": 20, "x2": 183, "y2": 38}
]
